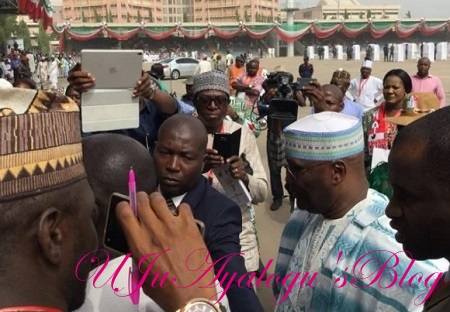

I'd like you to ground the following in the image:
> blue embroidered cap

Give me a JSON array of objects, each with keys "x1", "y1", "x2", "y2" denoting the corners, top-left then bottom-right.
[{"x1": 284, "y1": 111, "x2": 364, "y2": 161}]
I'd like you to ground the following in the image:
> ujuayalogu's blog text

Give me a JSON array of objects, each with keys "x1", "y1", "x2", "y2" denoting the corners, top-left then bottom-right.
[{"x1": 75, "y1": 248, "x2": 445, "y2": 306}]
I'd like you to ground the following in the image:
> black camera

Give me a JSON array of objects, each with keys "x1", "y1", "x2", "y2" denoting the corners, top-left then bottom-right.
[{"x1": 258, "y1": 72, "x2": 300, "y2": 121}]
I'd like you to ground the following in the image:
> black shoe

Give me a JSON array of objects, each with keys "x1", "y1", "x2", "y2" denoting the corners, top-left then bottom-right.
[{"x1": 270, "y1": 199, "x2": 282, "y2": 211}]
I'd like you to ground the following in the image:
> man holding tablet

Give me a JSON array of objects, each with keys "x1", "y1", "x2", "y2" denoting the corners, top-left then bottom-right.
[{"x1": 68, "y1": 61, "x2": 195, "y2": 153}]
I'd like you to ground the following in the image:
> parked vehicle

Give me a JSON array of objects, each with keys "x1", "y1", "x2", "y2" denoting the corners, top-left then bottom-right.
[{"x1": 160, "y1": 57, "x2": 199, "y2": 80}]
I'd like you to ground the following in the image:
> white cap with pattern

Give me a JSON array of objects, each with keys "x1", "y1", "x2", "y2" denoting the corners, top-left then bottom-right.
[{"x1": 284, "y1": 112, "x2": 364, "y2": 161}]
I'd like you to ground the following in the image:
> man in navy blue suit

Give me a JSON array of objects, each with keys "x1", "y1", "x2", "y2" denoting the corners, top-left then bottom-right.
[{"x1": 153, "y1": 114, "x2": 263, "y2": 312}]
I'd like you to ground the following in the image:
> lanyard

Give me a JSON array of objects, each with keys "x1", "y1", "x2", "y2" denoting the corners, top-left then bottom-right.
[{"x1": 358, "y1": 77, "x2": 370, "y2": 96}]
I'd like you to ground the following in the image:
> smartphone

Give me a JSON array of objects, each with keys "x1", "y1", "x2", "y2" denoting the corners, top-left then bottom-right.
[
  {"x1": 104, "y1": 193, "x2": 206, "y2": 255},
  {"x1": 297, "y1": 78, "x2": 317, "y2": 89},
  {"x1": 104, "y1": 192, "x2": 131, "y2": 254},
  {"x1": 213, "y1": 128, "x2": 241, "y2": 160}
]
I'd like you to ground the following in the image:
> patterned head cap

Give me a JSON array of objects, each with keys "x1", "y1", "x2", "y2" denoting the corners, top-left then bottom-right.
[
  {"x1": 0, "y1": 89, "x2": 86, "y2": 202},
  {"x1": 192, "y1": 71, "x2": 230, "y2": 98},
  {"x1": 331, "y1": 69, "x2": 351, "y2": 83},
  {"x1": 284, "y1": 112, "x2": 364, "y2": 161}
]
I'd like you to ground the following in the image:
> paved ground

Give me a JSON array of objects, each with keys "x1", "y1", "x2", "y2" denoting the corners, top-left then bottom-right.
[{"x1": 62, "y1": 57, "x2": 450, "y2": 310}]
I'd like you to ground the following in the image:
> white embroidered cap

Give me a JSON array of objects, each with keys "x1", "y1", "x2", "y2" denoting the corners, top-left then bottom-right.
[{"x1": 284, "y1": 112, "x2": 364, "y2": 161}]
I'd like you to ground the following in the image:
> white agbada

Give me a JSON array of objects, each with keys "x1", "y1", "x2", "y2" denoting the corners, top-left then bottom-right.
[
  {"x1": 27, "y1": 53, "x2": 36, "y2": 74},
  {"x1": 346, "y1": 61, "x2": 384, "y2": 111},
  {"x1": 37, "y1": 61, "x2": 48, "y2": 84},
  {"x1": 193, "y1": 60, "x2": 212, "y2": 75},
  {"x1": 48, "y1": 60, "x2": 59, "y2": 89},
  {"x1": 346, "y1": 75, "x2": 384, "y2": 111}
]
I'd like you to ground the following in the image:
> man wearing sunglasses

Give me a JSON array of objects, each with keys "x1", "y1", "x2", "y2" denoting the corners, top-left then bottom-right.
[
  {"x1": 192, "y1": 71, "x2": 268, "y2": 290},
  {"x1": 272, "y1": 111, "x2": 446, "y2": 311}
]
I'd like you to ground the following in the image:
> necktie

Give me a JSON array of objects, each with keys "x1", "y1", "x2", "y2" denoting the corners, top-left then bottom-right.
[{"x1": 166, "y1": 198, "x2": 178, "y2": 215}]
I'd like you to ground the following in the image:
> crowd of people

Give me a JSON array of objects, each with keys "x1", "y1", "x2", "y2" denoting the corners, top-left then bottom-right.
[
  {"x1": 1, "y1": 47, "x2": 76, "y2": 92},
  {"x1": 1, "y1": 45, "x2": 450, "y2": 312}
]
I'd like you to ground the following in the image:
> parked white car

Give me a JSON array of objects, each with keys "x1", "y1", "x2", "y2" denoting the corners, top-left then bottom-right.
[{"x1": 160, "y1": 57, "x2": 199, "y2": 80}]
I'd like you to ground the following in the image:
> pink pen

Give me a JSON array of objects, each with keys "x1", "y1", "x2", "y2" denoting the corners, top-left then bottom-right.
[{"x1": 128, "y1": 167, "x2": 140, "y2": 305}]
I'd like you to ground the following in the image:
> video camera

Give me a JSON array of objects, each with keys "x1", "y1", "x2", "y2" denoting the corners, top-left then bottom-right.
[
  {"x1": 264, "y1": 71, "x2": 301, "y2": 98},
  {"x1": 258, "y1": 71, "x2": 300, "y2": 121}
]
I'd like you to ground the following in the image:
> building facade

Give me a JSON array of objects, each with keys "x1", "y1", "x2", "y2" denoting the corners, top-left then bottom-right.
[
  {"x1": 61, "y1": 0, "x2": 277, "y2": 24},
  {"x1": 62, "y1": 0, "x2": 163, "y2": 23},
  {"x1": 162, "y1": 0, "x2": 193, "y2": 23},
  {"x1": 193, "y1": 0, "x2": 278, "y2": 23},
  {"x1": 293, "y1": 0, "x2": 400, "y2": 20}
]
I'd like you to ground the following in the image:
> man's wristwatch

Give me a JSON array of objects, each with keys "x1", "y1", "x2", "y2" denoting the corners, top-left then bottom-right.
[{"x1": 176, "y1": 298, "x2": 225, "y2": 312}]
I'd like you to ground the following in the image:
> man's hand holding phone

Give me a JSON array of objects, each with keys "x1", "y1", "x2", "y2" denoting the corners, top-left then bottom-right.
[
  {"x1": 203, "y1": 148, "x2": 225, "y2": 172},
  {"x1": 301, "y1": 80, "x2": 329, "y2": 112},
  {"x1": 116, "y1": 192, "x2": 217, "y2": 312}
]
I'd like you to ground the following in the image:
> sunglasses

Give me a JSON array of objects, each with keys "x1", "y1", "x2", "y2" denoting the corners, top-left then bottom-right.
[{"x1": 195, "y1": 96, "x2": 229, "y2": 107}]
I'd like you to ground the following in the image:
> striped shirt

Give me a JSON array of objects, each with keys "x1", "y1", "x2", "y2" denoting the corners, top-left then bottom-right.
[{"x1": 273, "y1": 189, "x2": 449, "y2": 312}]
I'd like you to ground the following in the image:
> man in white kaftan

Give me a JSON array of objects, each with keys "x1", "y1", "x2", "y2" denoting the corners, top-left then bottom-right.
[
  {"x1": 346, "y1": 60, "x2": 384, "y2": 111},
  {"x1": 48, "y1": 56, "x2": 59, "y2": 91}
]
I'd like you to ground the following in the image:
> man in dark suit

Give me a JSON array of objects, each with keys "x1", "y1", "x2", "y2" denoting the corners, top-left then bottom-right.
[{"x1": 154, "y1": 114, "x2": 263, "y2": 312}]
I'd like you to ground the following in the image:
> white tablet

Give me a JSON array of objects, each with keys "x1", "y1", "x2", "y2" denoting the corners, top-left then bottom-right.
[
  {"x1": 81, "y1": 89, "x2": 139, "y2": 133},
  {"x1": 81, "y1": 49, "x2": 143, "y2": 89},
  {"x1": 80, "y1": 50, "x2": 143, "y2": 133}
]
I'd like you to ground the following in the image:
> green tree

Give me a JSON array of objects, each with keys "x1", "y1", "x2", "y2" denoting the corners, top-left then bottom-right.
[
  {"x1": 94, "y1": 9, "x2": 101, "y2": 22},
  {"x1": 37, "y1": 21, "x2": 50, "y2": 53},
  {"x1": 127, "y1": 12, "x2": 131, "y2": 23},
  {"x1": 108, "y1": 10, "x2": 113, "y2": 22},
  {"x1": 405, "y1": 10, "x2": 412, "y2": 18},
  {"x1": 0, "y1": 15, "x2": 18, "y2": 51},
  {"x1": 16, "y1": 20, "x2": 32, "y2": 50},
  {"x1": 148, "y1": 8, "x2": 153, "y2": 22},
  {"x1": 359, "y1": 11, "x2": 364, "y2": 19},
  {"x1": 137, "y1": 10, "x2": 142, "y2": 22},
  {"x1": 183, "y1": 12, "x2": 188, "y2": 23},
  {"x1": 367, "y1": 10, "x2": 372, "y2": 19},
  {"x1": 81, "y1": 11, "x2": 86, "y2": 23},
  {"x1": 343, "y1": 8, "x2": 349, "y2": 19},
  {"x1": 235, "y1": 8, "x2": 240, "y2": 21}
]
